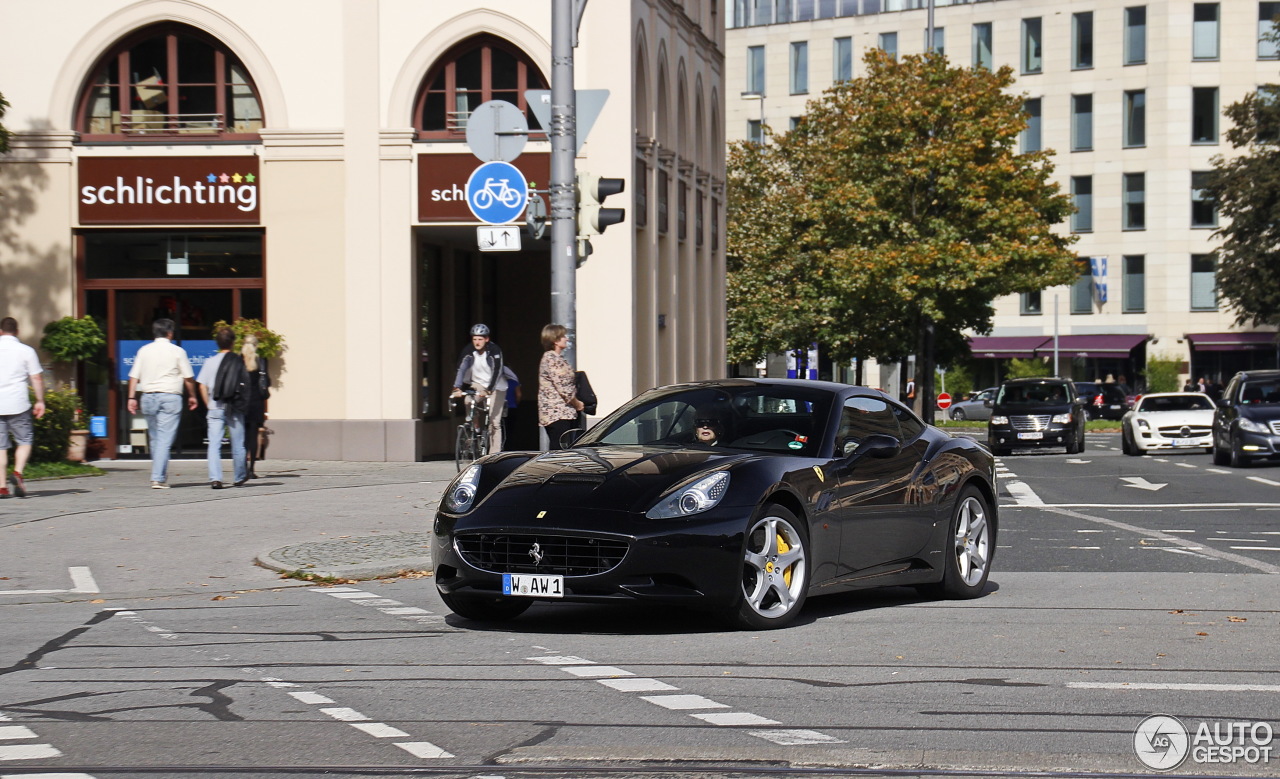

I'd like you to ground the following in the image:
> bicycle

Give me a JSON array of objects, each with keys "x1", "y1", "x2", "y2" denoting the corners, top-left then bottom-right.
[{"x1": 453, "y1": 389, "x2": 490, "y2": 471}]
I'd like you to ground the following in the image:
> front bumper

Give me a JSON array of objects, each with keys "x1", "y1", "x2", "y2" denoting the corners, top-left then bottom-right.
[
  {"x1": 1236, "y1": 430, "x2": 1280, "y2": 460},
  {"x1": 1135, "y1": 430, "x2": 1212, "y2": 452},
  {"x1": 988, "y1": 424, "x2": 1074, "y2": 448}
]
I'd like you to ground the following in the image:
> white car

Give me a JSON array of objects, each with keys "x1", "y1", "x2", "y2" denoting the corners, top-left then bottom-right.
[{"x1": 1121, "y1": 392, "x2": 1216, "y2": 456}]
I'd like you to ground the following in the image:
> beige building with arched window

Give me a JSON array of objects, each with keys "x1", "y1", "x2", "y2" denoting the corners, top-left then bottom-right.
[{"x1": 0, "y1": 0, "x2": 726, "y2": 461}]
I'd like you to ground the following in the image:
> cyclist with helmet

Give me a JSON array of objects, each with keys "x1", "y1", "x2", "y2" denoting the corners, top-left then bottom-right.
[{"x1": 452, "y1": 324, "x2": 508, "y2": 453}]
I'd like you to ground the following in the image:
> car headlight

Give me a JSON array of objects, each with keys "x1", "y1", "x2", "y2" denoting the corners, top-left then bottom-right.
[
  {"x1": 990, "y1": 415, "x2": 1009, "y2": 425},
  {"x1": 647, "y1": 471, "x2": 731, "y2": 519},
  {"x1": 1239, "y1": 418, "x2": 1271, "y2": 434},
  {"x1": 1052, "y1": 413, "x2": 1073, "y2": 424},
  {"x1": 1136, "y1": 418, "x2": 1150, "y2": 429},
  {"x1": 442, "y1": 464, "x2": 482, "y2": 513}
]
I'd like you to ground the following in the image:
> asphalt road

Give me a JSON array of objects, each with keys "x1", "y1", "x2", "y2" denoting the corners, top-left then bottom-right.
[{"x1": 0, "y1": 443, "x2": 1277, "y2": 779}]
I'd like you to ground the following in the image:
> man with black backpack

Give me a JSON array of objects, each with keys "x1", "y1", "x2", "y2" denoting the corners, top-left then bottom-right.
[{"x1": 196, "y1": 327, "x2": 249, "y2": 489}]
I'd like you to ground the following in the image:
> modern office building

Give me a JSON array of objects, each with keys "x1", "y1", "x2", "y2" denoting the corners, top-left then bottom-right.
[
  {"x1": 727, "y1": 0, "x2": 1279, "y2": 388},
  {"x1": 0, "y1": 0, "x2": 726, "y2": 461}
]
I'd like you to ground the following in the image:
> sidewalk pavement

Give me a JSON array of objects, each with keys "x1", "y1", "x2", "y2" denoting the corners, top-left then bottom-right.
[{"x1": 5, "y1": 456, "x2": 463, "y2": 583}]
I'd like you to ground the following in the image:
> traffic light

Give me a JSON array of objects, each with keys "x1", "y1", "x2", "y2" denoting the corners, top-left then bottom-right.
[{"x1": 576, "y1": 172, "x2": 626, "y2": 238}]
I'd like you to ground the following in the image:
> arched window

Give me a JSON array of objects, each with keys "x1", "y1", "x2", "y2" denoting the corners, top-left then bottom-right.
[
  {"x1": 76, "y1": 23, "x2": 264, "y2": 141},
  {"x1": 414, "y1": 35, "x2": 548, "y2": 140}
]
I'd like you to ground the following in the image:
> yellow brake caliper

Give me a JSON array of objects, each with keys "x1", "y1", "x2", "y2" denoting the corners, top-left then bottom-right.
[{"x1": 776, "y1": 533, "x2": 792, "y2": 587}]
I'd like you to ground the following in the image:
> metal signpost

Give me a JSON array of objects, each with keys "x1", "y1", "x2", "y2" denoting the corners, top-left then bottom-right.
[{"x1": 549, "y1": 0, "x2": 585, "y2": 368}]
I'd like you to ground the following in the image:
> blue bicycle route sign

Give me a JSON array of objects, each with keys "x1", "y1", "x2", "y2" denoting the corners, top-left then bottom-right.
[{"x1": 465, "y1": 161, "x2": 529, "y2": 225}]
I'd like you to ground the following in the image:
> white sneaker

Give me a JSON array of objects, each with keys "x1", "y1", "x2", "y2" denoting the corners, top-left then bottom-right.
[{"x1": 150, "y1": 481, "x2": 169, "y2": 489}]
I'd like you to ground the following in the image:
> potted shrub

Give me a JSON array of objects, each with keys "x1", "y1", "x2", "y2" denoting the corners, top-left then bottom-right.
[
  {"x1": 210, "y1": 318, "x2": 285, "y2": 358},
  {"x1": 31, "y1": 387, "x2": 85, "y2": 464},
  {"x1": 39, "y1": 316, "x2": 104, "y2": 461}
]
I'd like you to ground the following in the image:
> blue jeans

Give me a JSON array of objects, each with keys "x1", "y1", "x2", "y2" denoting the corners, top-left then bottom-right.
[
  {"x1": 206, "y1": 407, "x2": 248, "y2": 484},
  {"x1": 140, "y1": 393, "x2": 182, "y2": 483}
]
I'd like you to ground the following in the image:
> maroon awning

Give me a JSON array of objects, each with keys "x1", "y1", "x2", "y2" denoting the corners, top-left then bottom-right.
[
  {"x1": 1036, "y1": 334, "x2": 1148, "y2": 357},
  {"x1": 1186, "y1": 332, "x2": 1279, "y2": 351},
  {"x1": 967, "y1": 335, "x2": 1050, "y2": 358}
]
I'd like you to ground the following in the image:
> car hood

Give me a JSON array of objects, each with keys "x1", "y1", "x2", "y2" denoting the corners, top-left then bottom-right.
[
  {"x1": 476, "y1": 445, "x2": 753, "y2": 513},
  {"x1": 1135, "y1": 409, "x2": 1214, "y2": 425},
  {"x1": 1240, "y1": 404, "x2": 1280, "y2": 421}
]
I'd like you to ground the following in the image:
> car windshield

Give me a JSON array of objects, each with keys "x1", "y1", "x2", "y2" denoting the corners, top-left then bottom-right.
[
  {"x1": 1239, "y1": 380, "x2": 1280, "y2": 405},
  {"x1": 998, "y1": 382, "x2": 1070, "y2": 405},
  {"x1": 578, "y1": 384, "x2": 835, "y2": 456},
  {"x1": 1138, "y1": 395, "x2": 1214, "y2": 412}
]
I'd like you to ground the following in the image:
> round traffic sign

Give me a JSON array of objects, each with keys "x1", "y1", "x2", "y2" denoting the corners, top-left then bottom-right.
[
  {"x1": 465, "y1": 100, "x2": 529, "y2": 162},
  {"x1": 937, "y1": 392, "x2": 953, "y2": 410},
  {"x1": 466, "y1": 161, "x2": 529, "y2": 225}
]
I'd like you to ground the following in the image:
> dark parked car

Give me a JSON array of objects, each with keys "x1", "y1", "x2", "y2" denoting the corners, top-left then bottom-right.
[
  {"x1": 1073, "y1": 381, "x2": 1129, "y2": 421},
  {"x1": 1212, "y1": 370, "x2": 1280, "y2": 467},
  {"x1": 987, "y1": 376, "x2": 1088, "y2": 456},
  {"x1": 433, "y1": 379, "x2": 998, "y2": 630}
]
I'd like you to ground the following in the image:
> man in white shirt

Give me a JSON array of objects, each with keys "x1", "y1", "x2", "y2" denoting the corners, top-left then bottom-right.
[
  {"x1": 126, "y1": 318, "x2": 197, "y2": 488},
  {"x1": 0, "y1": 318, "x2": 46, "y2": 498}
]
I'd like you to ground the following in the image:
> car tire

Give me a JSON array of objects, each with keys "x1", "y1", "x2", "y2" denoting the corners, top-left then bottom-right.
[
  {"x1": 732, "y1": 504, "x2": 809, "y2": 630},
  {"x1": 1229, "y1": 434, "x2": 1252, "y2": 469},
  {"x1": 1213, "y1": 437, "x2": 1230, "y2": 466},
  {"x1": 919, "y1": 485, "x2": 994, "y2": 600},
  {"x1": 1121, "y1": 429, "x2": 1134, "y2": 455},
  {"x1": 439, "y1": 591, "x2": 533, "y2": 622},
  {"x1": 952, "y1": 408, "x2": 966, "y2": 421}
]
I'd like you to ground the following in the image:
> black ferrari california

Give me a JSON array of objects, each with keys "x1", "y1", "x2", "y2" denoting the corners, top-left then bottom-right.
[{"x1": 432, "y1": 379, "x2": 997, "y2": 629}]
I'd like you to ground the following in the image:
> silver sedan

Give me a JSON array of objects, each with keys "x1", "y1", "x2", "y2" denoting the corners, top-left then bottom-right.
[{"x1": 947, "y1": 387, "x2": 998, "y2": 421}]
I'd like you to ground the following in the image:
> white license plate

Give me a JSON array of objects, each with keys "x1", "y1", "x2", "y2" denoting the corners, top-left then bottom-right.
[
  {"x1": 503, "y1": 573, "x2": 564, "y2": 598},
  {"x1": 1171, "y1": 438, "x2": 1199, "y2": 447},
  {"x1": 1017, "y1": 432, "x2": 1043, "y2": 440}
]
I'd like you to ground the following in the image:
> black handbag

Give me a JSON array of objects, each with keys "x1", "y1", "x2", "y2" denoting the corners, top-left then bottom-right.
[{"x1": 575, "y1": 370, "x2": 598, "y2": 415}]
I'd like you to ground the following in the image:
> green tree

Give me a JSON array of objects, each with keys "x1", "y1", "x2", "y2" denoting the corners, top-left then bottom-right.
[
  {"x1": 1205, "y1": 78, "x2": 1280, "y2": 327},
  {"x1": 727, "y1": 52, "x2": 1077, "y2": 416},
  {"x1": 0, "y1": 91, "x2": 11, "y2": 155}
]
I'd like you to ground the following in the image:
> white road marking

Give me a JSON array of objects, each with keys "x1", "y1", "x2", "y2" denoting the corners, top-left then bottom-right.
[
  {"x1": 352, "y1": 598, "x2": 402, "y2": 606},
  {"x1": 1175, "y1": 463, "x2": 1198, "y2": 469},
  {"x1": 561, "y1": 666, "x2": 633, "y2": 678},
  {"x1": 1004, "y1": 480, "x2": 1044, "y2": 507},
  {"x1": 324, "y1": 592, "x2": 378, "y2": 599},
  {"x1": 1046, "y1": 503, "x2": 1280, "y2": 508},
  {"x1": 529, "y1": 656, "x2": 593, "y2": 665},
  {"x1": 1070, "y1": 682, "x2": 1280, "y2": 693},
  {"x1": 1206, "y1": 468, "x2": 1231, "y2": 474},
  {"x1": 319, "y1": 707, "x2": 370, "y2": 722},
  {"x1": 640, "y1": 695, "x2": 729, "y2": 710},
  {"x1": 693, "y1": 712, "x2": 781, "y2": 726},
  {"x1": 1068, "y1": 546, "x2": 1101, "y2": 550},
  {"x1": 1248, "y1": 476, "x2": 1280, "y2": 487},
  {"x1": 0, "y1": 744, "x2": 62, "y2": 760},
  {"x1": 1077, "y1": 529, "x2": 1104, "y2": 533},
  {"x1": 313, "y1": 587, "x2": 363, "y2": 592},
  {"x1": 1160, "y1": 530, "x2": 1196, "y2": 533},
  {"x1": 598, "y1": 678, "x2": 679, "y2": 692},
  {"x1": 0, "y1": 567, "x2": 99, "y2": 596},
  {"x1": 751, "y1": 729, "x2": 845, "y2": 745},
  {"x1": 1232, "y1": 547, "x2": 1280, "y2": 551},
  {"x1": 0, "y1": 728, "x2": 36, "y2": 741},
  {"x1": 394, "y1": 741, "x2": 454, "y2": 759},
  {"x1": 1121, "y1": 476, "x2": 1166, "y2": 491},
  {"x1": 2, "y1": 774, "x2": 97, "y2": 778},
  {"x1": 379, "y1": 607, "x2": 432, "y2": 615},
  {"x1": 288, "y1": 692, "x2": 335, "y2": 705},
  {"x1": 1065, "y1": 459, "x2": 1092, "y2": 464},
  {"x1": 350, "y1": 723, "x2": 410, "y2": 738},
  {"x1": 1202, "y1": 538, "x2": 1269, "y2": 543}
]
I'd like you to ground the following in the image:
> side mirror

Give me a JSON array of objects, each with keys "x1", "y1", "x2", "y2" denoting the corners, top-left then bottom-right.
[
  {"x1": 559, "y1": 428, "x2": 585, "y2": 448},
  {"x1": 983, "y1": 399, "x2": 993, "y2": 408},
  {"x1": 1216, "y1": 398, "x2": 1229, "y2": 409},
  {"x1": 848, "y1": 433, "x2": 901, "y2": 460}
]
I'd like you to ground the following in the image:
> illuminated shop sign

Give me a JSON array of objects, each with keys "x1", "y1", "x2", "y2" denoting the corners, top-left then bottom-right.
[
  {"x1": 79, "y1": 157, "x2": 261, "y2": 225},
  {"x1": 417, "y1": 153, "x2": 548, "y2": 223}
]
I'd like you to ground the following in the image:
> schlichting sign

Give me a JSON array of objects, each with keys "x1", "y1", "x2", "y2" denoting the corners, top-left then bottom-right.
[{"x1": 79, "y1": 156, "x2": 261, "y2": 225}]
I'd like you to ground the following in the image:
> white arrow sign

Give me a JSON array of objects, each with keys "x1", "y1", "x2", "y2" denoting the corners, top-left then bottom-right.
[{"x1": 1121, "y1": 476, "x2": 1167, "y2": 491}]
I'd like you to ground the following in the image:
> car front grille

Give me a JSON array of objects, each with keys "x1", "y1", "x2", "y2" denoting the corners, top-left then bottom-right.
[
  {"x1": 1157, "y1": 424, "x2": 1211, "y2": 438},
  {"x1": 455, "y1": 533, "x2": 629, "y2": 576},
  {"x1": 1010, "y1": 415, "x2": 1052, "y2": 431}
]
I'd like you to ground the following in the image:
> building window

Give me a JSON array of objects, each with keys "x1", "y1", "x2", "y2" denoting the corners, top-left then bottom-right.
[
  {"x1": 696, "y1": 190, "x2": 705, "y2": 246},
  {"x1": 1123, "y1": 255, "x2": 1146, "y2": 313},
  {"x1": 879, "y1": 32, "x2": 898, "y2": 60},
  {"x1": 1071, "y1": 176, "x2": 1093, "y2": 233},
  {"x1": 1021, "y1": 291, "x2": 1043, "y2": 315},
  {"x1": 1072, "y1": 94, "x2": 1093, "y2": 151},
  {"x1": 1123, "y1": 173, "x2": 1146, "y2": 230},
  {"x1": 1072, "y1": 259, "x2": 1093, "y2": 314},
  {"x1": 678, "y1": 182, "x2": 688, "y2": 241},
  {"x1": 1022, "y1": 18, "x2": 1043, "y2": 74},
  {"x1": 747, "y1": 45, "x2": 765, "y2": 95},
  {"x1": 747, "y1": 119, "x2": 763, "y2": 144},
  {"x1": 1191, "y1": 254, "x2": 1218, "y2": 310},
  {"x1": 1125, "y1": 6, "x2": 1148, "y2": 64},
  {"x1": 657, "y1": 169, "x2": 670, "y2": 235},
  {"x1": 76, "y1": 23, "x2": 265, "y2": 140},
  {"x1": 635, "y1": 159, "x2": 648, "y2": 228},
  {"x1": 1073, "y1": 13, "x2": 1094, "y2": 69},
  {"x1": 415, "y1": 35, "x2": 547, "y2": 140},
  {"x1": 834, "y1": 37, "x2": 853, "y2": 81},
  {"x1": 1192, "y1": 87, "x2": 1219, "y2": 144},
  {"x1": 711, "y1": 198, "x2": 720, "y2": 252},
  {"x1": 924, "y1": 27, "x2": 945, "y2": 56},
  {"x1": 790, "y1": 41, "x2": 809, "y2": 94},
  {"x1": 1260, "y1": 3, "x2": 1280, "y2": 58},
  {"x1": 1022, "y1": 98, "x2": 1042, "y2": 153},
  {"x1": 972, "y1": 23, "x2": 993, "y2": 70},
  {"x1": 1124, "y1": 90, "x2": 1146, "y2": 147},
  {"x1": 1193, "y1": 3, "x2": 1220, "y2": 60},
  {"x1": 1191, "y1": 171, "x2": 1218, "y2": 227}
]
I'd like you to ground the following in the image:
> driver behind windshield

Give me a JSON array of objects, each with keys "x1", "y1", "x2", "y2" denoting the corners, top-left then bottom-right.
[{"x1": 692, "y1": 406, "x2": 728, "y2": 445}]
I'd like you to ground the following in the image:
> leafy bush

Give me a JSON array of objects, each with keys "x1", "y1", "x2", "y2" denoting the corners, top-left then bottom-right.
[
  {"x1": 937, "y1": 363, "x2": 973, "y2": 400},
  {"x1": 40, "y1": 316, "x2": 105, "y2": 363},
  {"x1": 1145, "y1": 353, "x2": 1184, "y2": 394},
  {"x1": 30, "y1": 387, "x2": 84, "y2": 464},
  {"x1": 211, "y1": 318, "x2": 285, "y2": 359},
  {"x1": 1004, "y1": 357, "x2": 1051, "y2": 380}
]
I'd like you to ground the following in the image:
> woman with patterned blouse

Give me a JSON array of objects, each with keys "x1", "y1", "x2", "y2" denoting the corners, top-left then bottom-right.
[{"x1": 538, "y1": 323, "x2": 584, "y2": 450}]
